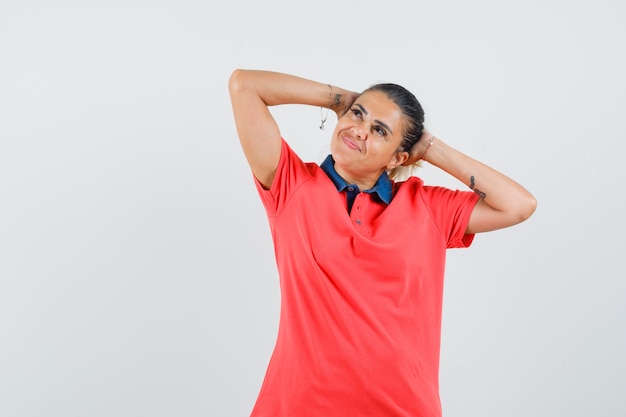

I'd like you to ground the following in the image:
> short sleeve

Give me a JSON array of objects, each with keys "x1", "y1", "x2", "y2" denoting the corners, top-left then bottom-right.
[
  {"x1": 254, "y1": 138, "x2": 315, "y2": 216},
  {"x1": 420, "y1": 185, "x2": 480, "y2": 248}
]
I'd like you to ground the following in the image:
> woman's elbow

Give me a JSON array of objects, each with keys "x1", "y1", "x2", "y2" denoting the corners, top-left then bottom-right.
[
  {"x1": 517, "y1": 194, "x2": 538, "y2": 223},
  {"x1": 228, "y1": 68, "x2": 252, "y2": 95}
]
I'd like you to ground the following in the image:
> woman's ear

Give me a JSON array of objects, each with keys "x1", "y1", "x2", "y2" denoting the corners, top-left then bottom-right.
[{"x1": 387, "y1": 151, "x2": 409, "y2": 169}]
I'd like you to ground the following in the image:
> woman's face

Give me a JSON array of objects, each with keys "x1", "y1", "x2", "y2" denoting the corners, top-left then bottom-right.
[{"x1": 330, "y1": 90, "x2": 407, "y2": 186}]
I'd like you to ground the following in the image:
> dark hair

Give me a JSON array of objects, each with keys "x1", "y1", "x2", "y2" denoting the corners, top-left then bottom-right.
[{"x1": 362, "y1": 83, "x2": 425, "y2": 152}]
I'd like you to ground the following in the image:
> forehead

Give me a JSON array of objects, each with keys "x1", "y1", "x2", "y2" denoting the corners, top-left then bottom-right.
[
  {"x1": 356, "y1": 90, "x2": 405, "y2": 132},
  {"x1": 356, "y1": 90, "x2": 403, "y2": 122}
]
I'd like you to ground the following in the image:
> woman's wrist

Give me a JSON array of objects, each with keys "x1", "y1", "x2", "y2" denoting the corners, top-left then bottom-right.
[
  {"x1": 331, "y1": 89, "x2": 358, "y2": 117},
  {"x1": 421, "y1": 136, "x2": 436, "y2": 161}
]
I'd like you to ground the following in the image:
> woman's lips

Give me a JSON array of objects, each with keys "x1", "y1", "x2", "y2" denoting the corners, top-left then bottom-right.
[{"x1": 342, "y1": 135, "x2": 361, "y2": 152}]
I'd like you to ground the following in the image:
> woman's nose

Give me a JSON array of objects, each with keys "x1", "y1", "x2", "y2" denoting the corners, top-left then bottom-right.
[{"x1": 352, "y1": 123, "x2": 368, "y2": 140}]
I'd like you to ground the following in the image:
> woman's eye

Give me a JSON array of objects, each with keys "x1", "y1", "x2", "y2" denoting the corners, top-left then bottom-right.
[
  {"x1": 350, "y1": 108, "x2": 362, "y2": 118},
  {"x1": 375, "y1": 127, "x2": 387, "y2": 136}
]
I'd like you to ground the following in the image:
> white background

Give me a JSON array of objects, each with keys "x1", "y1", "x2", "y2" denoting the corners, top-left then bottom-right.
[{"x1": 1, "y1": 1, "x2": 625, "y2": 416}]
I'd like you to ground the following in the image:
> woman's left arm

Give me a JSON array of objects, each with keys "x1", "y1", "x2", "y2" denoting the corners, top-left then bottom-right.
[{"x1": 413, "y1": 133, "x2": 537, "y2": 234}]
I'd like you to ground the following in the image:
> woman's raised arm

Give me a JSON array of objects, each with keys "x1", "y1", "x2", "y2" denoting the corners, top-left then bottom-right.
[
  {"x1": 228, "y1": 69, "x2": 356, "y2": 188},
  {"x1": 407, "y1": 132, "x2": 537, "y2": 233}
]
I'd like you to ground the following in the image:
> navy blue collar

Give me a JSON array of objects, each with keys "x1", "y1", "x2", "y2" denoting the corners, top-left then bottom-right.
[{"x1": 320, "y1": 154, "x2": 393, "y2": 205}]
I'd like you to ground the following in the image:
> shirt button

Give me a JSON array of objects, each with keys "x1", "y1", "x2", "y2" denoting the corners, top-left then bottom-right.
[
  {"x1": 348, "y1": 187, "x2": 354, "y2": 192},
  {"x1": 355, "y1": 220, "x2": 362, "y2": 225}
]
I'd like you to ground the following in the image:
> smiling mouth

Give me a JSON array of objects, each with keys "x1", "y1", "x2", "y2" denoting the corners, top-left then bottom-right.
[{"x1": 342, "y1": 135, "x2": 361, "y2": 152}]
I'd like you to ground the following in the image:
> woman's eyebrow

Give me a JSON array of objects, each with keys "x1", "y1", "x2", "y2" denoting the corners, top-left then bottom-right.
[
  {"x1": 355, "y1": 103, "x2": 368, "y2": 115},
  {"x1": 355, "y1": 103, "x2": 393, "y2": 134}
]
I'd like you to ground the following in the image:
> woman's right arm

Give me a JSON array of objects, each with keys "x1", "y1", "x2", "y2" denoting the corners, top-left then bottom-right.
[{"x1": 228, "y1": 69, "x2": 356, "y2": 188}]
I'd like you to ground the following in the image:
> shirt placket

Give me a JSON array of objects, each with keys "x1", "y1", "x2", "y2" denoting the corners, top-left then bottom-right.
[{"x1": 351, "y1": 193, "x2": 371, "y2": 236}]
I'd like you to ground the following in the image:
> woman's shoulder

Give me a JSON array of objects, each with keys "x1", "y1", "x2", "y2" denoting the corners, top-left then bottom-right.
[
  {"x1": 394, "y1": 176, "x2": 471, "y2": 200},
  {"x1": 393, "y1": 175, "x2": 425, "y2": 192}
]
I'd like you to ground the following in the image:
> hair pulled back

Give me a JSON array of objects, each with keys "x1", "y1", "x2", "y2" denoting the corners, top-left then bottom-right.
[{"x1": 362, "y1": 83, "x2": 425, "y2": 153}]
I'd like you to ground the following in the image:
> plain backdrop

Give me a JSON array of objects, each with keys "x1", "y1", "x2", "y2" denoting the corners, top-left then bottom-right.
[{"x1": 1, "y1": 1, "x2": 625, "y2": 416}]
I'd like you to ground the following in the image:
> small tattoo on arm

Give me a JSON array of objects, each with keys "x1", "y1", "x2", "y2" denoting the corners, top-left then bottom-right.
[
  {"x1": 333, "y1": 93, "x2": 342, "y2": 108},
  {"x1": 469, "y1": 176, "x2": 487, "y2": 199}
]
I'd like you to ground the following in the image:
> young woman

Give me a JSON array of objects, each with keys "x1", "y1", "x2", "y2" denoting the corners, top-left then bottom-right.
[{"x1": 229, "y1": 69, "x2": 536, "y2": 417}]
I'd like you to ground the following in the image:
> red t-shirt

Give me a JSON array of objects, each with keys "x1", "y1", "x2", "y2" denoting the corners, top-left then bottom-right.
[{"x1": 250, "y1": 139, "x2": 480, "y2": 417}]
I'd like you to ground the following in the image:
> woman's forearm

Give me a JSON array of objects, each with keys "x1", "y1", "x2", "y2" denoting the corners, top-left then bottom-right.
[
  {"x1": 230, "y1": 69, "x2": 356, "y2": 113},
  {"x1": 424, "y1": 137, "x2": 537, "y2": 232}
]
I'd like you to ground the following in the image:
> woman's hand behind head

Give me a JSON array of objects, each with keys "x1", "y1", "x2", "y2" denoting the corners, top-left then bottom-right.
[{"x1": 403, "y1": 130, "x2": 434, "y2": 166}]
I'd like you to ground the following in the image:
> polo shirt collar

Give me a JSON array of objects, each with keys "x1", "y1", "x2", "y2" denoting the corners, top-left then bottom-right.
[{"x1": 320, "y1": 154, "x2": 393, "y2": 204}]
